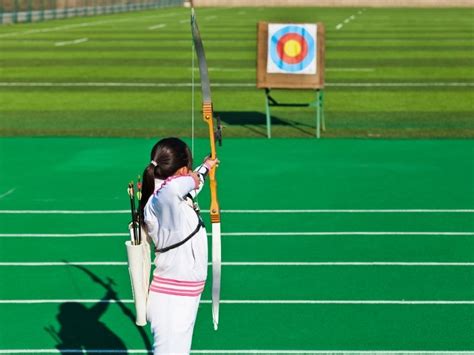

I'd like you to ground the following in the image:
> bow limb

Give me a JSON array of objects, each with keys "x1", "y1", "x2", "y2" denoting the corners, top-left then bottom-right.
[{"x1": 191, "y1": 8, "x2": 222, "y2": 331}]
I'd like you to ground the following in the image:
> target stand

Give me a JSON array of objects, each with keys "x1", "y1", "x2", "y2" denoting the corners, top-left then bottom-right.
[
  {"x1": 264, "y1": 88, "x2": 324, "y2": 139},
  {"x1": 257, "y1": 21, "x2": 325, "y2": 138}
]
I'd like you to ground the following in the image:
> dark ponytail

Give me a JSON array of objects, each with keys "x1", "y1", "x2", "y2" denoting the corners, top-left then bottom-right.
[{"x1": 140, "y1": 137, "x2": 192, "y2": 214}]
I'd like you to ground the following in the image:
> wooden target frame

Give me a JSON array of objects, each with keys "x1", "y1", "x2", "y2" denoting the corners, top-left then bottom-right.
[{"x1": 257, "y1": 21, "x2": 325, "y2": 89}]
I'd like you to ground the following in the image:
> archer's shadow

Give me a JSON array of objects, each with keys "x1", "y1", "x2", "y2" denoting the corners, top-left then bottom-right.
[
  {"x1": 45, "y1": 265, "x2": 152, "y2": 353},
  {"x1": 46, "y1": 288, "x2": 128, "y2": 353}
]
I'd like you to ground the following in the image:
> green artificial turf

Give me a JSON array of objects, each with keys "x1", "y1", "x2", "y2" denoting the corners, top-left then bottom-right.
[{"x1": 0, "y1": 137, "x2": 473, "y2": 352}]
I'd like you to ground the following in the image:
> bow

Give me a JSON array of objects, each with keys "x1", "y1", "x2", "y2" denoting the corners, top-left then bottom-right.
[{"x1": 191, "y1": 8, "x2": 222, "y2": 331}]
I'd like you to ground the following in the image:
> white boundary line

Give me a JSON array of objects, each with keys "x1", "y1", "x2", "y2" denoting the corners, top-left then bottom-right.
[
  {"x1": 0, "y1": 351, "x2": 472, "y2": 354},
  {"x1": 336, "y1": 9, "x2": 364, "y2": 30},
  {"x1": 0, "y1": 232, "x2": 473, "y2": 238},
  {"x1": 0, "y1": 299, "x2": 472, "y2": 305},
  {"x1": 191, "y1": 67, "x2": 376, "y2": 72},
  {"x1": 213, "y1": 209, "x2": 474, "y2": 213},
  {"x1": 221, "y1": 262, "x2": 474, "y2": 266},
  {"x1": 148, "y1": 23, "x2": 166, "y2": 30},
  {"x1": 0, "y1": 209, "x2": 473, "y2": 214},
  {"x1": 0, "y1": 233, "x2": 128, "y2": 237},
  {"x1": 329, "y1": 83, "x2": 474, "y2": 87},
  {"x1": 0, "y1": 210, "x2": 130, "y2": 214},
  {"x1": 54, "y1": 37, "x2": 88, "y2": 47},
  {"x1": 327, "y1": 68, "x2": 375, "y2": 72},
  {"x1": 220, "y1": 232, "x2": 474, "y2": 236},
  {"x1": 1, "y1": 261, "x2": 473, "y2": 267},
  {"x1": 197, "y1": 352, "x2": 473, "y2": 355},
  {"x1": 0, "y1": 12, "x2": 181, "y2": 38},
  {"x1": 0, "y1": 82, "x2": 472, "y2": 88},
  {"x1": 216, "y1": 300, "x2": 474, "y2": 305},
  {"x1": 1, "y1": 232, "x2": 473, "y2": 238},
  {"x1": 0, "y1": 189, "x2": 15, "y2": 200}
]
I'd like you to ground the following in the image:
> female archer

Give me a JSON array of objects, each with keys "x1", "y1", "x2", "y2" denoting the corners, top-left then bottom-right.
[{"x1": 139, "y1": 137, "x2": 218, "y2": 354}]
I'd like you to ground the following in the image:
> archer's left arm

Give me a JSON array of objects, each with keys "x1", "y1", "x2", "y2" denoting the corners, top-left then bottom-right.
[{"x1": 189, "y1": 162, "x2": 210, "y2": 198}]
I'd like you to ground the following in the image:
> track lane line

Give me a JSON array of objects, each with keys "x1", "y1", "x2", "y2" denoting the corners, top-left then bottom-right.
[
  {"x1": 0, "y1": 350, "x2": 472, "y2": 354},
  {"x1": 54, "y1": 37, "x2": 88, "y2": 46},
  {"x1": 0, "y1": 209, "x2": 473, "y2": 214},
  {"x1": 0, "y1": 232, "x2": 473, "y2": 238},
  {"x1": 1, "y1": 262, "x2": 473, "y2": 266},
  {"x1": 0, "y1": 82, "x2": 472, "y2": 88},
  {"x1": 0, "y1": 299, "x2": 472, "y2": 305}
]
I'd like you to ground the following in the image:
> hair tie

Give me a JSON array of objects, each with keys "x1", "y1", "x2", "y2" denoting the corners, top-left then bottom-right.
[{"x1": 150, "y1": 160, "x2": 158, "y2": 167}]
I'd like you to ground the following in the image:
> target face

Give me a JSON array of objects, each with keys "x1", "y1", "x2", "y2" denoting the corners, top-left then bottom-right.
[{"x1": 267, "y1": 24, "x2": 317, "y2": 75}]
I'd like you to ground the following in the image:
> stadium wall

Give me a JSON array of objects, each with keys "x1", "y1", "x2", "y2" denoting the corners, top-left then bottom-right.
[
  {"x1": 191, "y1": 0, "x2": 472, "y2": 7},
  {"x1": 0, "y1": 0, "x2": 184, "y2": 24}
]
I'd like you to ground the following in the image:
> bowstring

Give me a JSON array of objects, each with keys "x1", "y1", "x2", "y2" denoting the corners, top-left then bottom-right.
[
  {"x1": 191, "y1": 28, "x2": 195, "y2": 159},
  {"x1": 191, "y1": 18, "x2": 200, "y2": 208}
]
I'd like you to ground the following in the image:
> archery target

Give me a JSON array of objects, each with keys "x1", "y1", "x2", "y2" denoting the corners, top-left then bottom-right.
[{"x1": 267, "y1": 24, "x2": 317, "y2": 75}]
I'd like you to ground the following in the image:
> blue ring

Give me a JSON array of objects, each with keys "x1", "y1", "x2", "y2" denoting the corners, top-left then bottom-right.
[{"x1": 269, "y1": 25, "x2": 315, "y2": 72}]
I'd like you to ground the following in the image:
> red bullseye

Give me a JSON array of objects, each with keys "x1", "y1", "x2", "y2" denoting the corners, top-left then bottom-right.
[{"x1": 276, "y1": 33, "x2": 308, "y2": 65}]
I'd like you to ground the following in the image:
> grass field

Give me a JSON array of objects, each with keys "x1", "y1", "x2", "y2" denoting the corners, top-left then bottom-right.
[
  {"x1": 0, "y1": 4, "x2": 473, "y2": 355},
  {"x1": 0, "y1": 6, "x2": 473, "y2": 138}
]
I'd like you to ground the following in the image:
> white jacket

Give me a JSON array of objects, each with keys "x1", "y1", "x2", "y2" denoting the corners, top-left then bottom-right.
[{"x1": 143, "y1": 170, "x2": 208, "y2": 288}]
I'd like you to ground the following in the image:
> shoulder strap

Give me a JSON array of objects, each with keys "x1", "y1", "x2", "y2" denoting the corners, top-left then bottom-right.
[{"x1": 155, "y1": 213, "x2": 205, "y2": 253}]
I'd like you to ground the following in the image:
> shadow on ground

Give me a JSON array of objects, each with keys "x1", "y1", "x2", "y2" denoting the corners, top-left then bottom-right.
[
  {"x1": 45, "y1": 264, "x2": 152, "y2": 353},
  {"x1": 218, "y1": 111, "x2": 316, "y2": 137}
]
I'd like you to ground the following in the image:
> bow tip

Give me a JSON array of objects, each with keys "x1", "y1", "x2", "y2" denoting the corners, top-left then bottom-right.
[{"x1": 213, "y1": 321, "x2": 218, "y2": 331}]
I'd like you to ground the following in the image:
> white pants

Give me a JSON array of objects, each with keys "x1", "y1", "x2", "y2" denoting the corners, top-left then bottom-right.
[{"x1": 147, "y1": 291, "x2": 201, "y2": 355}]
